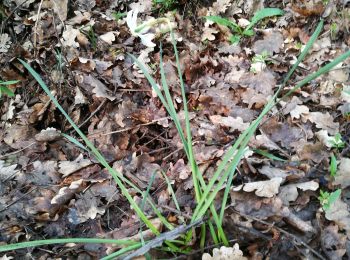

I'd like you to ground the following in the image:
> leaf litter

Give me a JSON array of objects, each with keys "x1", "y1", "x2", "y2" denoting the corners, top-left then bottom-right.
[{"x1": 0, "y1": 0, "x2": 350, "y2": 259}]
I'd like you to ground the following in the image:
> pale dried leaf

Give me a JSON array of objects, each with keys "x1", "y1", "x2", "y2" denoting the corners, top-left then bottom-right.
[
  {"x1": 202, "y1": 27, "x2": 218, "y2": 41},
  {"x1": 279, "y1": 181, "x2": 319, "y2": 205},
  {"x1": 100, "y1": 31, "x2": 116, "y2": 44},
  {"x1": 252, "y1": 31, "x2": 283, "y2": 55},
  {"x1": 62, "y1": 25, "x2": 80, "y2": 48},
  {"x1": 35, "y1": 127, "x2": 61, "y2": 142},
  {"x1": 303, "y1": 112, "x2": 339, "y2": 135},
  {"x1": 316, "y1": 130, "x2": 340, "y2": 148},
  {"x1": 234, "y1": 177, "x2": 283, "y2": 198},
  {"x1": 0, "y1": 33, "x2": 11, "y2": 53},
  {"x1": 290, "y1": 105, "x2": 309, "y2": 119},
  {"x1": 202, "y1": 243, "x2": 247, "y2": 260},
  {"x1": 58, "y1": 154, "x2": 93, "y2": 177},
  {"x1": 341, "y1": 84, "x2": 350, "y2": 103},
  {"x1": 51, "y1": 0, "x2": 68, "y2": 22},
  {"x1": 0, "y1": 161, "x2": 17, "y2": 181},
  {"x1": 209, "y1": 115, "x2": 249, "y2": 132},
  {"x1": 51, "y1": 179, "x2": 83, "y2": 205},
  {"x1": 333, "y1": 158, "x2": 350, "y2": 188}
]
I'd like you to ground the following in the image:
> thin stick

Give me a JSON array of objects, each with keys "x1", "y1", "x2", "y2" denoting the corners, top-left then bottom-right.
[
  {"x1": 77, "y1": 99, "x2": 107, "y2": 128},
  {"x1": 33, "y1": 0, "x2": 44, "y2": 54},
  {"x1": 0, "y1": 142, "x2": 36, "y2": 160},
  {"x1": 231, "y1": 209, "x2": 326, "y2": 260}
]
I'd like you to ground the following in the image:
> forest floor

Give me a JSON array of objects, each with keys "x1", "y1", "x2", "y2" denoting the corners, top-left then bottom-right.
[{"x1": 1, "y1": 0, "x2": 350, "y2": 259}]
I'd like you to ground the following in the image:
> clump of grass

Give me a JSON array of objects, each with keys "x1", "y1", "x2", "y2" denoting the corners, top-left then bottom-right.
[{"x1": 1, "y1": 17, "x2": 350, "y2": 258}]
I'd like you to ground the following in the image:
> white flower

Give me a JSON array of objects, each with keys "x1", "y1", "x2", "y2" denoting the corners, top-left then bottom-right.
[{"x1": 126, "y1": 9, "x2": 156, "y2": 48}]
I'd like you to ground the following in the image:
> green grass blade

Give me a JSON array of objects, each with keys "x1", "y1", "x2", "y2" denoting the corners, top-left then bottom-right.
[
  {"x1": 0, "y1": 238, "x2": 137, "y2": 253},
  {"x1": 283, "y1": 48, "x2": 350, "y2": 98},
  {"x1": 101, "y1": 243, "x2": 142, "y2": 260},
  {"x1": 254, "y1": 149, "x2": 287, "y2": 161},
  {"x1": 61, "y1": 133, "x2": 90, "y2": 152},
  {"x1": 281, "y1": 19, "x2": 324, "y2": 86},
  {"x1": 0, "y1": 80, "x2": 20, "y2": 85},
  {"x1": 161, "y1": 170, "x2": 181, "y2": 211}
]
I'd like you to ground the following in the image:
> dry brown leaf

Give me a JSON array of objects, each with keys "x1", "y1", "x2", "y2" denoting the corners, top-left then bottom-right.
[
  {"x1": 51, "y1": 179, "x2": 83, "y2": 205},
  {"x1": 68, "y1": 190, "x2": 105, "y2": 224}
]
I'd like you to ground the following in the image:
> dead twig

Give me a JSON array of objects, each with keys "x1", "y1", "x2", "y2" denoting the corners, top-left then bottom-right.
[
  {"x1": 123, "y1": 218, "x2": 204, "y2": 260},
  {"x1": 0, "y1": 142, "x2": 36, "y2": 160},
  {"x1": 231, "y1": 209, "x2": 326, "y2": 260},
  {"x1": 33, "y1": 0, "x2": 44, "y2": 55}
]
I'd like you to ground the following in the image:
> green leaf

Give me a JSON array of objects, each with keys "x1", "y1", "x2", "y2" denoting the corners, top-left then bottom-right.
[
  {"x1": 330, "y1": 154, "x2": 337, "y2": 177},
  {"x1": 0, "y1": 86, "x2": 15, "y2": 97},
  {"x1": 113, "y1": 12, "x2": 126, "y2": 21},
  {"x1": 61, "y1": 133, "x2": 89, "y2": 152},
  {"x1": 328, "y1": 189, "x2": 341, "y2": 207},
  {"x1": 243, "y1": 29, "x2": 254, "y2": 36},
  {"x1": 229, "y1": 34, "x2": 241, "y2": 44},
  {"x1": 205, "y1": 16, "x2": 241, "y2": 33},
  {"x1": 247, "y1": 8, "x2": 284, "y2": 30}
]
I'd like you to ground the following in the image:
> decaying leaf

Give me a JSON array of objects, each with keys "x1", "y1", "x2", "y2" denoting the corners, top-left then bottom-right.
[
  {"x1": 325, "y1": 197, "x2": 350, "y2": 237},
  {"x1": 68, "y1": 190, "x2": 105, "y2": 224},
  {"x1": 258, "y1": 165, "x2": 304, "y2": 182},
  {"x1": 333, "y1": 158, "x2": 350, "y2": 188},
  {"x1": 321, "y1": 225, "x2": 347, "y2": 259},
  {"x1": 252, "y1": 30, "x2": 284, "y2": 55},
  {"x1": 62, "y1": 25, "x2": 80, "y2": 48}
]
